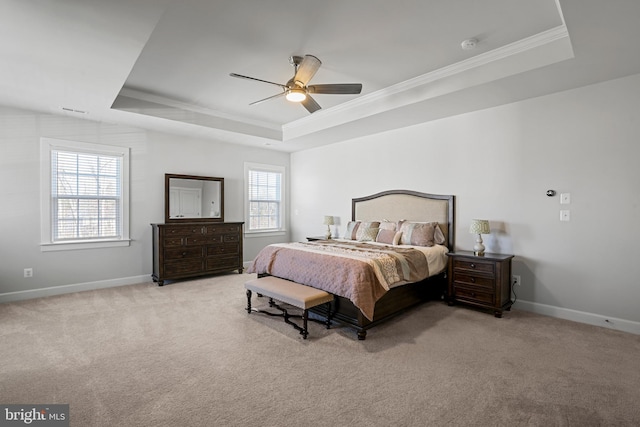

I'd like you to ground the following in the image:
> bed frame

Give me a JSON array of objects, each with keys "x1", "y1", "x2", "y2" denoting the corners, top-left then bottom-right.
[{"x1": 310, "y1": 189, "x2": 455, "y2": 340}]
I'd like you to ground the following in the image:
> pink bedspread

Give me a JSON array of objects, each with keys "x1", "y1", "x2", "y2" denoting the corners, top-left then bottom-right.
[{"x1": 246, "y1": 241, "x2": 430, "y2": 320}]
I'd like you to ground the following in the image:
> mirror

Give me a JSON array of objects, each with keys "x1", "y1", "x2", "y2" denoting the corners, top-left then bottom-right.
[{"x1": 165, "y1": 174, "x2": 224, "y2": 222}]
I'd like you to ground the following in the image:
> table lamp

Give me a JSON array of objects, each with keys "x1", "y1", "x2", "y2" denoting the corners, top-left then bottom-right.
[
  {"x1": 323, "y1": 216, "x2": 334, "y2": 239},
  {"x1": 469, "y1": 219, "x2": 490, "y2": 256}
]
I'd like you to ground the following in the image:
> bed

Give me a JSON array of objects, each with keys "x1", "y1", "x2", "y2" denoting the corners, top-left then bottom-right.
[{"x1": 247, "y1": 190, "x2": 455, "y2": 339}]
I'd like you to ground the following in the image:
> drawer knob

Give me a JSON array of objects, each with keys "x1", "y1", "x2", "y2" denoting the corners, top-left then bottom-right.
[
  {"x1": 470, "y1": 277, "x2": 475, "y2": 283},
  {"x1": 470, "y1": 263, "x2": 476, "y2": 268},
  {"x1": 182, "y1": 252, "x2": 187, "y2": 257}
]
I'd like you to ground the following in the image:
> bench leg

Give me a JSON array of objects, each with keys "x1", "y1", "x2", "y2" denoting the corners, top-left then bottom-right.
[
  {"x1": 301, "y1": 310, "x2": 309, "y2": 340},
  {"x1": 246, "y1": 289, "x2": 252, "y2": 313},
  {"x1": 324, "y1": 302, "x2": 332, "y2": 329}
]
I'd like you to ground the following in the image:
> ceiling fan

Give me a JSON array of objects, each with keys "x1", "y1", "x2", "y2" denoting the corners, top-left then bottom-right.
[{"x1": 229, "y1": 54, "x2": 362, "y2": 114}]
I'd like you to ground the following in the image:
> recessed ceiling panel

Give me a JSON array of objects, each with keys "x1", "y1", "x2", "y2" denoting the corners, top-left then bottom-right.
[{"x1": 120, "y1": 0, "x2": 563, "y2": 127}]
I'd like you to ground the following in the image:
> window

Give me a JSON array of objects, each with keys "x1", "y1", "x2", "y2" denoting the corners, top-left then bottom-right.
[
  {"x1": 40, "y1": 138, "x2": 130, "y2": 251},
  {"x1": 244, "y1": 162, "x2": 285, "y2": 234}
]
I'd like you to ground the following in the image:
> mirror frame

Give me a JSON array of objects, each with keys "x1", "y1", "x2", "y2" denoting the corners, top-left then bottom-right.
[{"x1": 165, "y1": 173, "x2": 224, "y2": 223}]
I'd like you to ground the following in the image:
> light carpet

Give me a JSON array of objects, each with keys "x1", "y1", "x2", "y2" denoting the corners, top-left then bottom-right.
[{"x1": 1, "y1": 273, "x2": 639, "y2": 426}]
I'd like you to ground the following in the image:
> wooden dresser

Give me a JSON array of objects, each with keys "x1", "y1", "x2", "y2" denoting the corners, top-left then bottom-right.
[
  {"x1": 151, "y1": 222, "x2": 244, "y2": 286},
  {"x1": 446, "y1": 251, "x2": 514, "y2": 317}
]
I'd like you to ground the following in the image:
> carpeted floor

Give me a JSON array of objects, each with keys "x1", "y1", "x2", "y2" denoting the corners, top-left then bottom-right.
[{"x1": 1, "y1": 273, "x2": 639, "y2": 426}]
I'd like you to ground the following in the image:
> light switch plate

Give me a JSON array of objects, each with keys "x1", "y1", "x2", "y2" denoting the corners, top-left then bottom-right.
[
  {"x1": 560, "y1": 210, "x2": 571, "y2": 221},
  {"x1": 560, "y1": 193, "x2": 571, "y2": 204}
]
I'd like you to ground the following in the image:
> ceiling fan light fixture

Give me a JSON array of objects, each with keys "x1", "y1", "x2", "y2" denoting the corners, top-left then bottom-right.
[{"x1": 285, "y1": 88, "x2": 306, "y2": 102}]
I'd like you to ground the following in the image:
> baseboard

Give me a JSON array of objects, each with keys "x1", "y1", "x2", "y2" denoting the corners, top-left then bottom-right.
[
  {"x1": 0, "y1": 275, "x2": 152, "y2": 304},
  {"x1": 514, "y1": 299, "x2": 640, "y2": 336}
]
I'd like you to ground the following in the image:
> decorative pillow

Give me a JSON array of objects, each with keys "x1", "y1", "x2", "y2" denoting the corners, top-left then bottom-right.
[
  {"x1": 357, "y1": 227, "x2": 379, "y2": 242},
  {"x1": 398, "y1": 220, "x2": 446, "y2": 245},
  {"x1": 378, "y1": 220, "x2": 397, "y2": 231},
  {"x1": 393, "y1": 231, "x2": 403, "y2": 245},
  {"x1": 433, "y1": 224, "x2": 446, "y2": 245},
  {"x1": 399, "y1": 221, "x2": 439, "y2": 247},
  {"x1": 355, "y1": 221, "x2": 381, "y2": 241},
  {"x1": 376, "y1": 229, "x2": 396, "y2": 244},
  {"x1": 343, "y1": 221, "x2": 361, "y2": 240},
  {"x1": 375, "y1": 230, "x2": 403, "y2": 245}
]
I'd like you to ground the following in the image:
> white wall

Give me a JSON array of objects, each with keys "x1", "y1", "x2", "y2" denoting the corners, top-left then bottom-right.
[
  {"x1": 290, "y1": 73, "x2": 640, "y2": 332},
  {"x1": 0, "y1": 107, "x2": 289, "y2": 299}
]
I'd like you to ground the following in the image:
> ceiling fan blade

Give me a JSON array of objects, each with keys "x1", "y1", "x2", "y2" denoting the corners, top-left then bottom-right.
[
  {"x1": 301, "y1": 95, "x2": 321, "y2": 114},
  {"x1": 229, "y1": 73, "x2": 287, "y2": 90},
  {"x1": 308, "y1": 83, "x2": 363, "y2": 95},
  {"x1": 293, "y1": 55, "x2": 322, "y2": 86},
  {"x1": 249, "y1": 91, "x2": 286, "y2": 106}
]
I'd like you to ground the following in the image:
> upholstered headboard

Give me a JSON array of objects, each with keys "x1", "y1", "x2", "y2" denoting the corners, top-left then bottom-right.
[{"x1": 352, "y1": 190, "x2": 455, "y2": 249}]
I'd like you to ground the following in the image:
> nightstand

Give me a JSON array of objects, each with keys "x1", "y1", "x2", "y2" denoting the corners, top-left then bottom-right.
[{"x1": 446, "y1": 251, "x2": 514, "y2": 318}]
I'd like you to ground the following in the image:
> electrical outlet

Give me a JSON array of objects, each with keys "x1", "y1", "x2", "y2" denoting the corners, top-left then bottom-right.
[
  {"x1": 512, "y1": 275, "x2": 521, "y2": 287},
  {"x1": 24, "y1": 268, "x2": 33, "y2": 278}
]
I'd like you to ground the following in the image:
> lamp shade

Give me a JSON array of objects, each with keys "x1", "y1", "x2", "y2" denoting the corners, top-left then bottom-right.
[
  {"x1": 323, "y1": 216, "x2": 334, "y2": 226},
  {"x1": 469, "y1": 219, "x2": 490, "y2": 234}
]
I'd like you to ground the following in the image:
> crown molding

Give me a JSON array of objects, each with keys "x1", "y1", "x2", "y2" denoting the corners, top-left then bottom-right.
[{"x1": 116, "y1": 87, "x2": 282, "y2": 132}]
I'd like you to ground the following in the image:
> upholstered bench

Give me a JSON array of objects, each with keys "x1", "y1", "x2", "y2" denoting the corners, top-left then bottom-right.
[{"x1": 244, "y1": 276, "x2": 333, "y2": 339}]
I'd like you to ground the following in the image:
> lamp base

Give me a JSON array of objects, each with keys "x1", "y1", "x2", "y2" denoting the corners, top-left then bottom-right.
[
  {"x1": 325, "y1": 225, "x2": 332, "y2": 240},
  {"x1": 473, "y1": 234, "x2": 485, "y2": 256}
]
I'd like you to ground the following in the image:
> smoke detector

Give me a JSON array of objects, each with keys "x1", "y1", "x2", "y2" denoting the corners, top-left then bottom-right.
[{"x1": 461, "y1": 38, "x2": 478, "y2": 50}]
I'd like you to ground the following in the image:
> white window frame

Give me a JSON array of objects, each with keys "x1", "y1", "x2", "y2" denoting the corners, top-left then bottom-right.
[
  {"x1": 244, "y1": 162, "x2": 286, "y2": 237},
  {"x1": 40, "y1": 137, "x2": 131, "y2": 251}
]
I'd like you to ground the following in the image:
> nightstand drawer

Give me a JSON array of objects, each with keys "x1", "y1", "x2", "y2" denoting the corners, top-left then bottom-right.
[
  {"x1": 453, "y1": 259, "x2": 495, "y2": 275},
  {"x1": 452, "y1": 273, "x2": 495, "y2": 290},
  {"x1": 454, "y1": 286, "x2": 494, "y2": 305}
]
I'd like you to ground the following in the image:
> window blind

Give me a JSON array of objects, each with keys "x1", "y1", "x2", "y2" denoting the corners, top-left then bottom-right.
[
  {"x1": 51, "y1": 150, "x2": 123, "y2": 241},
  {"x1": 248, "y1": 169, "x2": 282, "y2": 231}
]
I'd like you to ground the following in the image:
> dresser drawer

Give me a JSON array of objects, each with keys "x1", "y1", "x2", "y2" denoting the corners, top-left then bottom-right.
[
  {"x1": 205, "y1": 256, "x2": 240, "y2": 271},
  {"x1": 206, "y1": 243, "x2": 239, "y2": 256},
  {"x1": 163, "y1": 237, "x2": 183, "y2": 247},
  {"x1": 164, "y1": 246, "x2": 202, "y2": 260},
  {"x1": 204, "y1": 224, "x2": 242, "y2": 235},
  {"x1": 454, "y1": 286, "x2": 494, "y2": 305},
  {"x1": 452, "y1": 259, "x2": 495, "y2": 276},
  {"x1": 185, "y1": 235, "x2": 222, "y2": 245},
  {"x1": 452, "y1": 273, "x2": 495, "y2": 290},
  {"x1": 223, "y1": 233, "x2": 240, "y2": 243},
  {"x1": 164, "y1": 259, "x2": 203, "y2": 275},
  {"x1": 164, "y1": 225, "x2": 204, "y2": 236}
]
